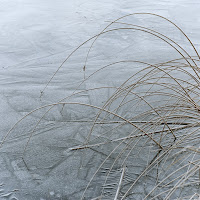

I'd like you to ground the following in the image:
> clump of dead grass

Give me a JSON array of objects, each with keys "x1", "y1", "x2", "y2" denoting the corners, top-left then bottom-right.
[{"x1": 2, "y1": 13, "x2": 200, "y2": 199}]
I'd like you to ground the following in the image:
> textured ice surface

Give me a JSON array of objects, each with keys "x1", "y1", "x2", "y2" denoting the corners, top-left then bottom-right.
[{"x1": 1, "y1": 0, "x2": 200, "y2": 199}]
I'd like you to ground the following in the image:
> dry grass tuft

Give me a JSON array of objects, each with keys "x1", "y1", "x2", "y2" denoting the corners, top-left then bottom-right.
[{"x1": 2, "y1": 13, "x2": 200, "y2": 199}]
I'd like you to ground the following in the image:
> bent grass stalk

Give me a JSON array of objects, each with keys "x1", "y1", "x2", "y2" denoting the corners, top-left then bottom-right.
[{"x1": 2, "y1": 13, "x2": 200, "y2": 199}]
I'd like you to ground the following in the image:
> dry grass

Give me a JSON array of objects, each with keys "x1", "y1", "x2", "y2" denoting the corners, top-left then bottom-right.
[{"x1": 2, "y1": 13, "x2": 200, "y2": 199}]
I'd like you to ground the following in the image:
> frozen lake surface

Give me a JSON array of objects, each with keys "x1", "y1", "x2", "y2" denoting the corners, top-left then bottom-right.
[{"x1": 1, "y1": 0, "x2": 200, "y2": 199}]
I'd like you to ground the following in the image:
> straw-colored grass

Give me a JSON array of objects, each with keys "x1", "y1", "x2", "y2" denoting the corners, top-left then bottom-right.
[{"x1": 2, "y1": 13, "x2": 200, "y2": 199}]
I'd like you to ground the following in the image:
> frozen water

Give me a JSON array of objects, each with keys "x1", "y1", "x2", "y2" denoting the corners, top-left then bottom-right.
[{"x1": 1, "y1": 0, "x2": 200, "y2": 199}]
